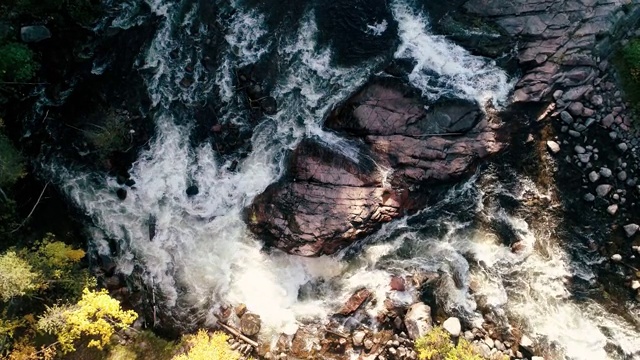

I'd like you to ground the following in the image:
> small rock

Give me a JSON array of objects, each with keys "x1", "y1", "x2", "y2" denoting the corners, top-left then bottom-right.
[
  {"x1": 618, "y1": 143, "x2": 629, "y2": 152},
  {"x1": 602, "y1": 114, "x2": 615, "y2": 128},
  {"x1": 618, "y1": 171, "x2": 628, "y2": 181},
  {"x1": 568, "y1": 102, "x2": 584, "y2": 116},
  {"x1": 240, "y1": 313, "x2": 261, "y2": 336},
  {"x1": 553, "y1": 90, "x2": 564, "y2": 100},
  {"x1": 116, "y1": 188, "x2": 127, "y2": 200},
  {"x1": 390, "y1": 276, "x2": 406, "y2": 291},
  {"x1": 588, "y1": 171, "x2": 600, "y2": 182},
  {"x1": 364, "y1": 339, "x2": 374, "y2": 350},
  {"x1": 584, "y1": 193, "x2": 595, "y2": 202},
  {"x1": 338, "y1": 288, "x2": 371, "y2": 315},
  {"x1": 574, "y1": 145, "x2": 586, "y2": 154},
  {"x1": 20, "y1": 25, "x2": 51, "y2": 43},
  {"x1": 404, "y1": 303, "x2": 433, "y2": 340},
  {"x1": 591, "y1": 94, "x2": 604, "y2": 107},
  {"x1": 484, "y1": 337, "x2": 495, "y2": 349},
  {"x1": 186, "y1": 185, "x2": 199, "y2": 197},
  {"x1": 560, "y1": 111, "x2": 574, "y2": 124},
  {"x1": 568, "y1": 130, "x2": 581, "y2": 138},
  {"x1": 607, "y1": 204, "x2": 618, "y2": 215},
  {"x1": 353, "y1": 331, "x2": 366, "y2": 347},
  {"x1": 442, "y1": 317, "x2": 461, "y2": 337},
  {"x1": 596, "y1": 184, "x2": 613, "y2": 197},
  {"x1": 623, "y1": 224, "x2": 639, "y2": 237},
  {"x1": 631, "y1": 280, "x2": 640, "y2": 290},
  {"x1": 577, "y1": 153, "x2": 591, "y2": 163},
  {"x1": 520, "y1": 335, "x2": 534, "y2": 350},
  {"x1": 600, "y1": 168, "x2": 613, "y2": 178},
  {"x1": 547, "y1": 141, "x2": 561, "y2": 154}
]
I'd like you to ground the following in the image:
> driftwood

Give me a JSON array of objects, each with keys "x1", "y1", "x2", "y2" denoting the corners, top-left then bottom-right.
[
  {"x1": 214, "y1": 316, "x2": 259, "y2": 348},
  {"x1": 10, "y1": 182, "x2": 49, "y2": 233},
  {"x1": 324, "y1": 328, "x2": 349, "y2": 339}
]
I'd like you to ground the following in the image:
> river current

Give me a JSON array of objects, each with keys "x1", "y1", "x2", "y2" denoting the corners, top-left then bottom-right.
[{"x1": 44, "y1": 0, "x2": 640, "y2": 358}]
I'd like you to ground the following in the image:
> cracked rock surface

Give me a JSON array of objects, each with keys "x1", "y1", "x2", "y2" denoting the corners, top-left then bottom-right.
[{"x1": 245, "y1": 80, "x2": 506, "y2": 256}]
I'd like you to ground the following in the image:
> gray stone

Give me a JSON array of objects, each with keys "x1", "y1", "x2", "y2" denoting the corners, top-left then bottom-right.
[
  {"x1": 618, "y1": 171, "x2": 628, "y2": 181},
  {"x1": 560, "y1": 111, "x2": 574, "y2": 124},
  {"x1": 574, "y1": 145, "x2": 586, "y2": 154},
  {"x1": 547, "y1": 141, "x2": 561, "y2": 154},
  {"x1": 585, "y1": 118, "x2": 596, "y2": 127},
  {"x1": 568, "y1": 102, "x2": 584, "y2": 116},
  {"x1": 553, "y1": 90, "x2": 564, "y2": 100},
  {"x1": 611, "y1": 254, "x2": 622, "y2": 262},
  {"x1": 602, "y1": 114, "x2": 615, "y2": 128},
  {"x1": 584, "y1": 193, "x2": 595, "y2": 202},
  {"x1": 618, "y1": 143, "x2": 628, "y2": 152},
  {"x1": 20, "y1": 25, "x2": 51, "y2": 43},
  {"x1": 607, "y1": 204, "x2": 618, "y2": 215},
  {"x1": 596, "y1": 184, "x2": 613, "y2": 197},
  {"x1": 588, "y1": 171, "x2": 600, "y2": 182},
  {"x1": 404, "y1": 303, "x2": 433, "y2": 340},
  {"x1": 600, "y1": 168, "x2": 612, "y2": 178},
  {"x1": 591, "y1": 94, "x2": 604, "y2": 107},
  {"x1": 610, "y1": 131, "x2": 618, "y2": 140},
  {"x1": 578, "y1": 153, "x2": 591, "y2": 163},
  {"x1": 568, "y1": 130, "x2": 581, "y2": 138},
  {"x1": 442, "y1": 317, "x2": 461, "y2": 337},
  {"x1": 623, "y1": 224, "x2": 639, "y2": 237}
]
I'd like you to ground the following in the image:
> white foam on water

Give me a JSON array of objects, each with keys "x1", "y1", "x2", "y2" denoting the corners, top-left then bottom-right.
[
  {"x1": 391, "y1": 0, "x2": 514, "y2": 106},
  {"x1": 366, "y1": 19, "x2": 388, "y2": 36}
]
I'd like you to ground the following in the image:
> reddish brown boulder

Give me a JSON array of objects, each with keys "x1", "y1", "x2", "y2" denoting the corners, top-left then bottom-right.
[
  {"x1": 246, "y1": 79, "x2": 506, "y2": 256},
  {"x1": 338, "y1": 288, "x2": 371, "y2": 316}
]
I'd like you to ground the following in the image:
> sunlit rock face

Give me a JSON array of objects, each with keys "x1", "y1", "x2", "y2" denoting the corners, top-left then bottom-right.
[{"x1": 246, "y1": 79, "x2": 507, "y2": 256}]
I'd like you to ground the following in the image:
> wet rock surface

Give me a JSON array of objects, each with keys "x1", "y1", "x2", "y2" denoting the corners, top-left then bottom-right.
[{"x1": 246, "y1": 79, "x2": 507, "y2": 256}]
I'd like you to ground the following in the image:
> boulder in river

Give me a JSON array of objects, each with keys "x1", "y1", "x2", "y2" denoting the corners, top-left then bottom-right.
[
  {"x1": 404, "y1": 302, "x2": 433, "y2": 340},
  {"x1": 246, "y1": 80, "x2": 506, "y2": 256},
  {"x1": 20, "y1": 26, "x2": 51, "y2": 43},
  {"x1": 240, "y1": 313, "x2": 261, "y2": 336}
]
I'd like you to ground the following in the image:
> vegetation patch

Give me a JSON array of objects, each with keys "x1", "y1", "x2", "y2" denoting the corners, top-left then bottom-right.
[
  {"x1": 0, "y1": 43, "x2": 38, "y2": 83},
  {"x1": 614, "y1": 38, "x2": 640, "y2": 115}
]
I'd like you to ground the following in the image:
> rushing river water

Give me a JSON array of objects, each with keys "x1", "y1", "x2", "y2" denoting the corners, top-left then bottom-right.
[{"x1": 44, "y1": 0, "x2": 640, "y2": 358}]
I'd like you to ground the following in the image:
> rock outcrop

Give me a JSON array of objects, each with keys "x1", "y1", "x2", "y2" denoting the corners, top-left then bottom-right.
[
  {"x1": 462, "y1": 0, "x2": 640, "y2": 102},
  {"x1": 246, "y1": 80, "x2": 506, "y2": 256}
]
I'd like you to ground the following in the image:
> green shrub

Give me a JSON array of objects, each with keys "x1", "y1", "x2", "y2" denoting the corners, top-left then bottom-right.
[
  {"x1": 0, "y1": 43, "x2": 38, "y2": 83},
  {"x1": 0, "y1": 132, "x2": 25, "y2": 187},
  {"x1": 622, "y1": 39, "x2": 640, "y2": 81},
  {"x1": 414, "y1": 327, "x2": 483, "y2": 360}
]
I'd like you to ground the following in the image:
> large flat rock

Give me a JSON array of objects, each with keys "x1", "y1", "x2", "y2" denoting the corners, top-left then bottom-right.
[{"x1": 245, "y1": 80, "x2": 506, "y2": 256}]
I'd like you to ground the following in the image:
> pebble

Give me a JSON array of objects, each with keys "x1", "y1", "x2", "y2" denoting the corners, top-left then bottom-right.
[
  {"x1": 574, "y1": 145, "x2": 586, "y2": 154},
  {"x1": 596, "y1": 184, "x2": 613, "y2": 197},
  {"x1": 547, "y1": 141, "x2": 561, "y2": 154},
  {"x1": 578, "y1": 153, "x2": 591, "y2": 163},
  {"x1": 632, "y1": 280, "x2": 640, "y2": 290},
  {"x1": 584, "y1": 193, "x2": 596, "y2": 202},
  {"x1": 618, "y1": 143, "x2": 629, "y2": 152},
  {"x1": 618, "y1": 171, "x2": 628, "y2": 181},
  {"x1": 591, "y1": 94, "x2": 604, "y2": 107},
  {"x1": 353, "y1": 331, "x2": 366, "y2": 347},
  {"x1": 611, "y1": 254, "x2": 622, "y2": 262},
  {"x1": 560, "y1": 111, "x2": 574, "y2": 124},
  {"x1": 610, "y1": 131, "x2": 618, "y2": 140},
  {"x1": 600, "y1": 168, "x2": 613, "y2": 178},
  {"x1": 520, "y1": 335, "x2": 534, "y2": 349},
  {"x1": 607, "y1": 204, "x2": 618, "y2": 215},
  {"x1": 442, "y1": 317, "x2": 462, "y2": 337},
  {"x1": 623, "y1": 223, "x2": 639, "y2": 237},
  {"x1": 364, "y1": 339, "x2": 374, "y2": 350},
  {"x1": 588, "y1": 171, "x2": 600, "y2": 182},
  {"x1": 484, "y1": 337, "x2": 495, "y2": 349},
  {"x1": 568, "y1": 130, "x2": 581, "y2": 137}
]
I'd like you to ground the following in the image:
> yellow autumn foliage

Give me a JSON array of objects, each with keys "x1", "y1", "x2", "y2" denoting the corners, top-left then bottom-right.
[
  {"x1": 37, "y1": 288, "x2": 137, "y2": 353},
  {"x1": 173, "y1": 330, "x2": 241, "y2": 360},
  {"x1": 414, "y1": 327, "x2": 483, "y2": 360}
]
